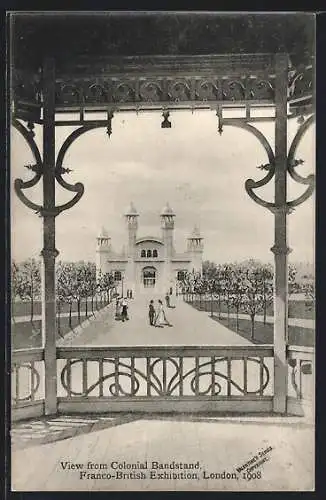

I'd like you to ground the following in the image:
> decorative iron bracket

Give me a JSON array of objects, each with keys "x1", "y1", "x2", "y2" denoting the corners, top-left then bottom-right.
[
  {"x1": 218, "y1": 114, "x2": 315, "y2": 213},
  {"x1": 220, "y1": 119, "x2": 276, "y2": 212},
  {"x1": 13, "y1": 119, "x2": 44, "y2": 214},
  {"x1": 286, "y1": 114, "x2": 315, "y2": 210},
  {"x1": 13, "y1": 118, "x2": 85, "y2": 217}
]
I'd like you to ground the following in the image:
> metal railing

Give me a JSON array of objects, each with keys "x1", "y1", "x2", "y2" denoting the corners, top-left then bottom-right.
[
  {"x1": 11, "y1": 344, "x2": 315, "y2": 420},
  {"x1": 287, "y1": 345, "x2": 314, "y2": 400},
  {"x1": 12, "y1": 348, "x2": 45, "y2": 421},
  {"x1": 56, "y1": 345, "x2": 274, "y2": 414}
]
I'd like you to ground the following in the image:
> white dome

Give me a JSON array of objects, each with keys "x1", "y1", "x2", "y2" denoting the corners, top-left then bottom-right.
[
  {"x1": 98, "y1": 226, "x2": 109, "y2": 238},
  {"x1": 189, "y1": 225, "x2": 202, "y2": 239},
  {"x1": 161, "y1": 202, "x2": 175, "y2": 216},
  {"x1": 125, "y1": 202, "x2": 139, "y2": 216}
]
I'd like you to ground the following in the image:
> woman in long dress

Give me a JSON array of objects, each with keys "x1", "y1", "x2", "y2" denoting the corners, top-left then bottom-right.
[
  {"x1": 154, "y1": 299, "x2": 171, "y2": 327},
  {"x1": 115, "y1": 297, "x2": 122, "y2": 320},
  {"x1": 121, "y1": 297, "x2": 129, "y2": 322}
]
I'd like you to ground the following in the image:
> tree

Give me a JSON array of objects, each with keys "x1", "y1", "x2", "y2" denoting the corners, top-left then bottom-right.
[
  {"x1": 228, "y1": 265, "x2": 246, "y2": 332},
  {"x1": 289, "y1": 264, "x2": 298, "y2": 294},
  {"x1": 211, "y1": 265, "x2": 226, "y2": 320},
  {"x1": 56, "y1": 261, "x2": 108, "y2": 336},
  {"x1": 303, "y1": 282, "x2": 315, "y2": 310},
  {"x1": 180, "y1": 270, "x2": 194, "y2": 302},
  {"x1": 202, "y1": 260, "x2": 218, "y2": 281},
  {"x1": 220, "y1": 265, "x2": 233, "y2": 325},
  {"x1": 97, "y1": 270, "x2": 115, "y2": 306},
  {"x1": 16, "y1": 258, "x2": 41, "y2": 323},
  {"x1": 260, "y1": 263, "x2": 274, "y2": 324},
  {"x1": 76, "y1": 262, "x2": 97, "y2": 318},
  {"x1": 239, "y1": 260, "x2": 268, "y2": 341},
  {"x1": 202, "y1": 263, "x2": 228, "y2": 320},
  {"x1": 11, "y1": 260, "x2": 22, "y2": 320},
  {"x1": 56, "y1": 261, "x2": 77, "y2": 331}
]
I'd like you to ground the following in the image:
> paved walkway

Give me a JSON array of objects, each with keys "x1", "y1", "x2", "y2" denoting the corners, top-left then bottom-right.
[
  {"x1": 13, "y1": 306, "x2": 315, "y2": 330},
  {"x1": 60, "y1": 294, "x2": 252, "y2": 346}
]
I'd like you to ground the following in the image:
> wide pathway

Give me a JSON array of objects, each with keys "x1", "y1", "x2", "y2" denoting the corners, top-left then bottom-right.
[
  {"x1": 59, "y1": 294, "x2": 252, "y2": 346},
  {"x1": 13, "y1": 310, "x2": 315, "y2": 329}
]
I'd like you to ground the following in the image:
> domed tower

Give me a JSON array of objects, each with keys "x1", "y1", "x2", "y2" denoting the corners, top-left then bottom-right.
[
  {"x1": 187, "y1": 225, "x2": 204, "y2": 275},
  {"x1": 161, "y1": 202, "x2": 175, "y2": 258},
  {"x1": 124, "y1": 202, "x2": 139, "y2": 258},
  {"x1": 96, "y1": 227, "x2": 111, "y2": 279}
]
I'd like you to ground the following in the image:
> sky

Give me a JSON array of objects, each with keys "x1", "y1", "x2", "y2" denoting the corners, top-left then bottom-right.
[{"x1": 11, "y1": 109, "x2": 315, "y2": 265}]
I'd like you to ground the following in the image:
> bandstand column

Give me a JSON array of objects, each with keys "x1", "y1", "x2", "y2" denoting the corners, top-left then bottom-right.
[
  {"x1": 272, "y1": 53, "x2": 289, "y2": 414},
  {"x1": 41, "y1": 58, "x2": 58, "y2": 415}
]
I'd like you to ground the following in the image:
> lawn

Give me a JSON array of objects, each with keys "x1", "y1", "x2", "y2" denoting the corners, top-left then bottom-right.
[
  {"x1": 211, "y1": 316, "x2": 315, "y2": 347},
  {"x1": 11, "y1": 299, "x2": 113, "y2": 349},
  {"x1": 11, "y1": 297, "x2": 110, "y2": 318},
  {"x1": 189, "y1": 298, "x2": 315, "y2": 320},
  {"x1": 184, "y1": 296, "x2": 315, "y2": 347},
  {"x1": 11, "y1": 313, "x2": 100, "y2": 349}
]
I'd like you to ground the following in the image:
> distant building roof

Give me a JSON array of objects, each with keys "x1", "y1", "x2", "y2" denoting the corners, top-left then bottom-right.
[
  {"x1": 171, "y1": 257, "x2": 192, "y2": 262},
  {"x1": 98, "y1": 226, "x2": 109, "y2": 238},
  {"x1": 125, "y1": 202, "x2": 139, "y2": 216},
  {"x1": 135, "y1": 236, "x2": 164, "y2": 245},
  {"x1": 161, "y1": 202, "x2": 175, "y2": 216},
  {"x1": 188, "y1": 225, "x2": 202, "y2": 239}
]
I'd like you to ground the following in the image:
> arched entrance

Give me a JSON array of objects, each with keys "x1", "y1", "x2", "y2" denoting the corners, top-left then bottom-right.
[{"x1": 142, "y1": 266, "x2": 156, "y2": 289}]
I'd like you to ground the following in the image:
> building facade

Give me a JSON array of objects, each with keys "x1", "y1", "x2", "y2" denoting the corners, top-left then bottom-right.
[{"x1": 96, "y1": 203, "x2": 204, "y2": 295}]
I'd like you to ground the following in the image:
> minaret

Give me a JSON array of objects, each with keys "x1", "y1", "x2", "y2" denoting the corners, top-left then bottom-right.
[
  {"x1": 96, "y1": 227, "x2": 111, "y2": 280},
  {"x1": 187, "y1": 225, "x2": 204, "y2": 275},
  {"x1": 124, "y1": 202, "x2": 139, "y2": 258},
  {"x1": 160, "y1": 202, "x2": 175, "y2": 258},
  {"x1": 160, "y1": 203, "x2": 175, "y2": 294}
]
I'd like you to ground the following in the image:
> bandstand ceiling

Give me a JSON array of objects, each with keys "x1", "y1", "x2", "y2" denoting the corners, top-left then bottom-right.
[
  {"x1": 11, "y1": 12, "x2": 314, "y2": 71},
  {"x1": 10, "y1": 12, "x2": 314, "y2": 121}
]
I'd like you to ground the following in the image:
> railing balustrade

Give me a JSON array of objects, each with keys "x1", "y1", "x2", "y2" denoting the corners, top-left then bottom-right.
[
  {"x1": 56, "y1": 345, "x2": 274, "y2": 413},
  {"x1": 11, "y1": 344, "x2": 314, "y2": 420},
  {"x1": 12, "y1": 348, "x2": 45, "y2": 421},
  {"x1": 287, "y1": 345, "x2": 314, "y2": 417}
]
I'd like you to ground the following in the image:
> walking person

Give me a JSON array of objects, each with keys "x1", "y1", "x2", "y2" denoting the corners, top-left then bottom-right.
[
  {"x1": 115, "y1": 297, "x2": 122, "y2": 321},
  {"x1": 149, "y1": 300, "x2": 155, "y2": 326},
  {"x1": 165, "y1": 291, "x2": 175, "y2": 309},
  {"x1": 121, "y1": 297, "x2": 129, "y2": 322},
  {"x1": 154, "y1": 299, "x2": 172, "y2": 327}
]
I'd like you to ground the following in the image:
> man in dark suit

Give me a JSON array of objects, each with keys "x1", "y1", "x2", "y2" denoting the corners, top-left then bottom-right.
[{"x1": 149, "y1": 300, "x2": 155, "y2": 326}]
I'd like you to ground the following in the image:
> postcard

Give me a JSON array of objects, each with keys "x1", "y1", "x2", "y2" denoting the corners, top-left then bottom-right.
[{"x1": 9, "y1": 11, "x2": 315, "y2": 492}]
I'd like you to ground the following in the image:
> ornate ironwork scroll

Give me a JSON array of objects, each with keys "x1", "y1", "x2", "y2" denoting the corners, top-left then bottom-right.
[
  {"x1": 286, "y1": 114, "x2": 315, "y2": 209},
  {"x1": 53, "y1": 75, "x2": 276, "y2": 109},
  {"x1": 12, "y1": 118, "x2": 85, "y2": 216},
  {"x1": 60, "y1": 356, "x2": 270, "y2": 398},
  {"x1": 222, "y1": 114, "x2": 316, "y2": 213},
  {"x1": 54, "y1": 123, "x2": 108, "y2": 215},
  {"x1": 12, "y1": 119, "x2": 44, "y2": 213},
  {"x1": 218, "y1": 119, "x2": 276, "y2": 212},
  {"x1": 12, "y1": 55, "x2": 313, "y2": 119}
]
